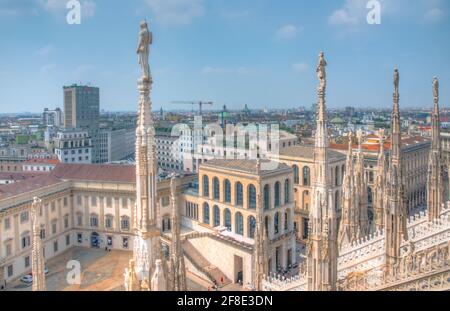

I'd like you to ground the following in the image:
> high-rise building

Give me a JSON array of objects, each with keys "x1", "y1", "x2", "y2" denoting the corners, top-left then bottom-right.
[
  {"x1": 42, "y1": 108, "x2": 63, "y2": 127},
  {"x1": 63, "y1": 85, "x2": 100, "y2": 129}
]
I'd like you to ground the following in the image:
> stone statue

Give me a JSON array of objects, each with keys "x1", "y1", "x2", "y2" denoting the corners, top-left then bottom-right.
[
  {"x1": 316, "y1": 52, "x2": 327, "y2": 87},
  {"x1": 137, "y1": 20, "x2": 152, "y2": 80},
  {"x1": 433, "y1": 76, "x2": 439, "y2": 99},
  {"x1": 393, "y1": 67, "x2": 399, "y2": 95}
]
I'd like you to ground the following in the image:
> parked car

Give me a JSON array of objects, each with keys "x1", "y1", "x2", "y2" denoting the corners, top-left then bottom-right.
[{"x1": 20, "y1": 274, "x2": 33, "y2": 284}]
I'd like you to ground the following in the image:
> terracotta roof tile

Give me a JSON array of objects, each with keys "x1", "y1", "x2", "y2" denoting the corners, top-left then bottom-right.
[{"x1": 50, "y1": 163, "x2": 135, "y2": 183}]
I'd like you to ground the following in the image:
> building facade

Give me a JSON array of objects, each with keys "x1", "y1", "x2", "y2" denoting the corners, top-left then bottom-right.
[{"x1": 54, "y1": 129, "x2": 92, "y2": 164}]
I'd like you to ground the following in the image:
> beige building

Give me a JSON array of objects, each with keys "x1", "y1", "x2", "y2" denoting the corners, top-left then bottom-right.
[
  {"x1": 269, "y1": 146, "x2": 346, "y2": 243},
  {"x1": 0, "y1": 164, "x2": 193, "y2": 283},
  {"x1": 181, "y1": 159, "x2": 296, "y2": 283}
]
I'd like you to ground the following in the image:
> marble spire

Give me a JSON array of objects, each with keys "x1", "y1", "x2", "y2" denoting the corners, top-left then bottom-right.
[
  {"x1": 355, "y1": 130, "x2": 369, "y2": 237},
  {"x1": 31, "y1": 197, "x2": 46, "y2": 291},
  {"x1": 168, "y1": 175, "x2": 187, "y2": 291},
  {"x1": 307, "y1": 52, "x2": 337, "y2": 291},
  {"x1": 338, "y1": 132, "x2": 359, "y2": 250},
  {"x1": 427, "y1": 77, "x2": 444, "y2": 221},
  {"x1": 384, "y1": 68, "x2": 408, "y2": 276},
  {"x1": 127, "y1": 20, "x2": 166, "y2": 291},
  {"x1": 374, "y1": 130, "x2": 386, "y2": 231}
]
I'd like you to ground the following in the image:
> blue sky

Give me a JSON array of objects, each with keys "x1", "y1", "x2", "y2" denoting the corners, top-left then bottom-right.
[{"x1": 0, "y1": 0, "x2": 449, "y2": 113}]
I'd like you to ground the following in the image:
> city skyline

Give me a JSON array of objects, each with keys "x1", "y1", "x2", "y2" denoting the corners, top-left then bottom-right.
[{"x1": 0, "y1": 0, "x2": 449, "y2": 113}]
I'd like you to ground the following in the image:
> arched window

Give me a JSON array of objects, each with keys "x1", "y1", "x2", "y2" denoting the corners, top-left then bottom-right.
[
  {"x1": 264, "y1": 216, "x2": 269, "y2": 237},
  {"x1": 368, "y1": 187, "x2": 373, "y2": 204},
  {"x1": 235, "y1": 212, "x2": 243, "y2": 235},
  {"x1": 303, "y1": 166, "x2": 310, "y2": 186},
  {"x1": 248, "y1": 216, "x2": 256, "y2": 238},
  {"x1": 235, "y1": 182, "x2": 243, "y2": 206},
  {"x1": 274, "y1": 182, "x2": 281, "y2": 207},
  {"x1": 293, "y1": 165, "x2": 299, "y2": 184},
  {"x1": 224, "y1": 209, "x2": 232, "y2": 231},
  {"x1": 203, "y1": 202, "x2": 210, "y2": 225},
  {"x1": 162, "y1": 217, "x2": 171, "y2": 232},
  {"x1": 335, "y1": 190, "x2": 340, "y2": 211},
  {"x1": 248, "y1": 184, "x2": 256, "y2": 209},
  {"x1": 213, "y1": 205, "x2": 220, "y2": 227},
  {"x1": 274, "y1": 212, "x2": 280, "y2": 234},
  {"x1": 213, "y1": 177, "x2": 220, "y2": 200},
  {"x1": 335, "y1": 166, "x2": 340, "y2": 186},
  {"x1": 284, "y1": 179, "x2": 290, "y2": 204},
  {"x1": 264, "y1": 184, "x2": 270, "y2": 210},
  {"x1": 203, "y1": 175, "x2": 209, "y2": 197},
  {"x1": 224, "y1": 179, "x2": 231, "y2": 203}
]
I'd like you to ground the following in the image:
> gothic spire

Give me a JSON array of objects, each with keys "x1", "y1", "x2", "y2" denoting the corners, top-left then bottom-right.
[
  {"x1": 168, "y1": 175, "x2": 187, "y2": 291},
  {"x1": 356, "y1": 130, "x2": 369, "y2": 237},
  {"x1": 338, "y1": 132, "x2": 359, "y2": 249},
  {"x1": 385, "y1": 67, "x2": 408, "y2": 276},
  {"x1": 427, "y1": 76, "x2": 444, "y2": 220},
  {"x1": 31, "y1": 197, "x2": 46, "y2": 291},
  {"x1": 374, "y1": 131, "x2": 386, "y2": 231}
]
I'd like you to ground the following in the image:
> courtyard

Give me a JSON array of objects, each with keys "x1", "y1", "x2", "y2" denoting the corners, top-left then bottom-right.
[{"x1": 6, "y1": 247, "x2": 208, "y2": 291}]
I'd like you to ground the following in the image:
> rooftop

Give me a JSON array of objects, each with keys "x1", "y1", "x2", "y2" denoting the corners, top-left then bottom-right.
[
  {"x1": 278, "y1": 145, "x2": 346, "y2": 161},
  {"x1": 50, "y1": 163, "x2": 135, "y2": 183},
  {"x1": 200, "y1": 159, "x2": 291, "y2": 175}
]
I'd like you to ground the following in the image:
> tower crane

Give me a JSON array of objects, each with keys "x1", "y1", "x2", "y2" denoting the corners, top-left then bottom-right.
[{"x1": 171, "y1": 101, "x2": 213, "y2": 115}]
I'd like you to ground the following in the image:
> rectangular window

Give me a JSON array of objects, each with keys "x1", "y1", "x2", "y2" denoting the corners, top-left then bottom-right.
[
  {"x1": 4, "y1": 218, "x2": 10, "y2": 230},
  {"x1": 53, "y1": 241, "x2": 58, "y2": 253},
  {"x1": 161, "y1": 196, "x2": 170, "y2": 207},
  {"x1": 105, "y1": 217, "x2": 112, "y2": 229},
  {"x1": 20, "y1": 211, "x2": 29, "y2": 223},
  {"x1": 64, "y1": 216, "x2": 69, "y2": 229},
  {"x1": 24, "y1": 256, "x2": 30, "y2": 268},
  {"x1": 66, "y1": 234, "x2": 70, "y2": 246},
  {"x1": 90, "y1": 217, "x2": 98, "y2": 227},
  {"x1": 7, "y1": 265, "x2": 13, "y2": 277},
  {"x1": 40, "y1": 228, "x2": 46, "y2": 240},
  {"x1": 121, "y1": 218, "x2": 130, "y2": 231},
  {"x1": 5, "y1": 243, "x2": 12, "y2": 256},
  {"x1": 52, "y1": 222, "x2": 57, "y2": 234},
  {"x1": 77, "y1": 233, "x2": 83, "y2": 243},
  {"x1": 77, "y1": 214, "x2": 83, "y2": 226}
]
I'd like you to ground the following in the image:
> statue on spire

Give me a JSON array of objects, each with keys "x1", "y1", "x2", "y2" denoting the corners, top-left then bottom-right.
[
  {"x1": 393, "y1": 67, "x2": 399, "y2": 95},
  {"x1": 433, "y1": 76, "x2": 439, "y2": 100},
  {"x1": 316, "y1": 51, "x2": 327, "y2": 88},
  {"x1": 137, "y1": 20, "x2": 152, "y2": 80}
]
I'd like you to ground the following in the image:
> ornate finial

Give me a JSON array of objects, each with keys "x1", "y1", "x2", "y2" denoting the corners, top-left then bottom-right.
[
  {"x1": 393, "y1": 67, "x2": 400, "y2": 96},
  {"x1": 256, "y1": 158, "x2": 261, "y2": 172},
  {"x1": 347, "y1": 131, "x2": 353, "y2": 151}
]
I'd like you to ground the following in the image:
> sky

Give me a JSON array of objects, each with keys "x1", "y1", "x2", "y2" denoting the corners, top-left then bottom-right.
[{"x1": 0, "y1": 0, "x2": 449, "y2": 113}]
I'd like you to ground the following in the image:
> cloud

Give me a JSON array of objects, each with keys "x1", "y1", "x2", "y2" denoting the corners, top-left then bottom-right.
[
  {"x1": 0, "y1": 0, "x2": 38, "y2": 17},
  {"x1": 423, "y1": 8, "x2": 445, "y2": 23},
  {"x1": 201, "y1": 66, "x2": 255, "y2": 76},
  {"x1": 40, "y1": 63, "x2": 56, "y2": 74},
  {"x1": 275, "y1": 24, "x2": 302, "y2": 40},
  {"x1": 146, "y1": 0, "x2": 204, "y2": 26},
  {"x1": 328, "y1": 0, "x2": 366, "y2": 27},
  {"x1": 292, "y1": 62, "x2": 310, "y2": 73},
  {"x1": 73, "y1": 64, "x2": 95, "y2": 79},
  {"x1": 201, "y1": 66, "x2": 230, "y2": 75},
  {"x1": 35, "y1": 44, "x2": 54, "y2": 56}
]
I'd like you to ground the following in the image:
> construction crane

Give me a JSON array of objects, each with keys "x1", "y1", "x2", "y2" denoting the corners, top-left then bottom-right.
[{"x1": 171, "y1": 101, "x2": 213, "y2": 115}]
